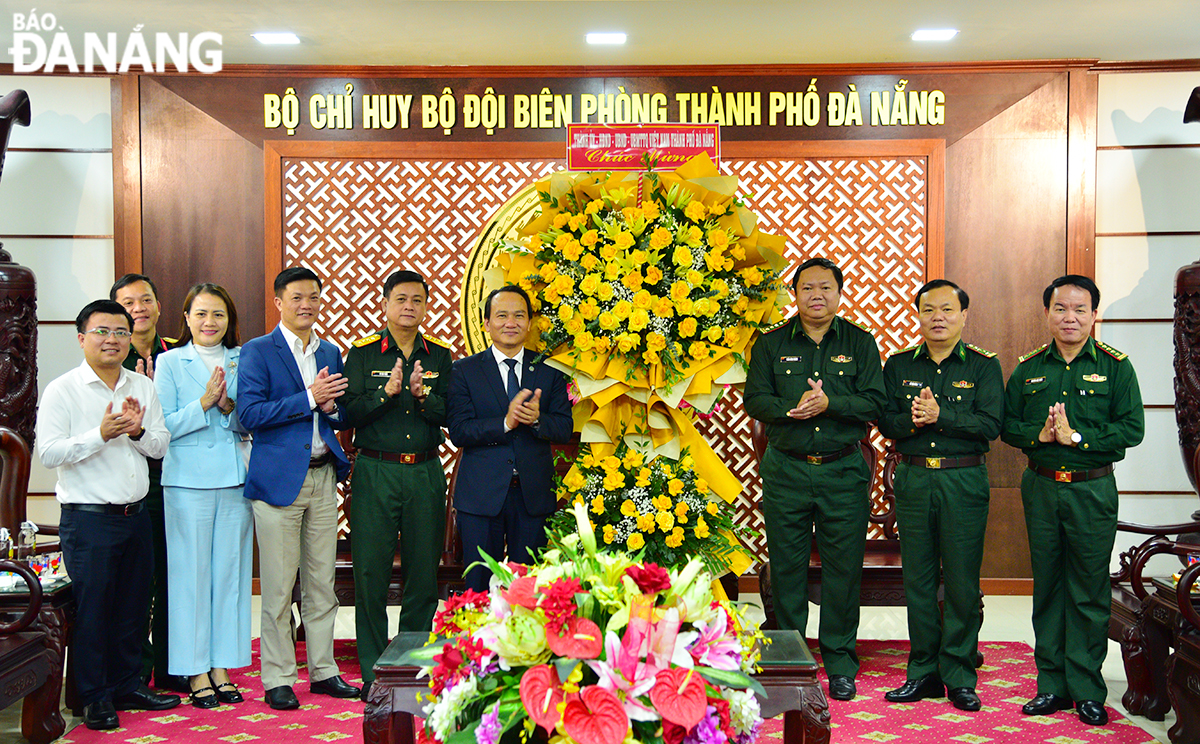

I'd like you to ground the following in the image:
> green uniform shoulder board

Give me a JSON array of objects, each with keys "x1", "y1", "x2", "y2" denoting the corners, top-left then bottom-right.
[
  {"x1": 353, "y1": 333, "x2": 381, "y2": 348},
  {"x1": 888, "y1": 345, "x2": 919, "y2": 359},
  {"x1": 842, "y1": 316, "x2": 873, "y2": 334},
  {"x1": 1096, "y1": 340, "x2": 1128, "y2": 361},
  {"x1": 1018, "y1": 343, "x2": 1050, "y2": 363},
  {"x1": 966, "y1": 343, "x2": 997, "y2": 358},
  {"x1": 423, "y1": 333, "x2": 451, "y2": 349},
  {"x1": 760, "y1": 317, "x2": 791, "y2": 334}
]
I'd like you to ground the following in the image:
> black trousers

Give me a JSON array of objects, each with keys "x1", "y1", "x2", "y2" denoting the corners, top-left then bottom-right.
[
  {"x1": 140, "y1": 462, "x2": 170, "y2": 683},
  {"x1": 59, "y1": 506, "x2": 154, "y2": 706},
  {"x1": 458, "y1": 481, "x2": 548, "y2": 593}
]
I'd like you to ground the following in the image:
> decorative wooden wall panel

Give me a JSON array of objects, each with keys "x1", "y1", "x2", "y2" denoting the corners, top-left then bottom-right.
[{"x1": 273, "y1": 147, "x2": 934, "y2": 552}]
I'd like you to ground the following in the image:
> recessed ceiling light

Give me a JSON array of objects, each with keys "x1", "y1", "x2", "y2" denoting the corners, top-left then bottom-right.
[
  {"x1": 911, "y1": 29, "x2": 958, "y2": 42},
  {"x1": 252, "y1": 32, "x2": 300, "y2": 45},
  {"x1": 586, "y1": 32, "x2": 627, "y2": 45}
]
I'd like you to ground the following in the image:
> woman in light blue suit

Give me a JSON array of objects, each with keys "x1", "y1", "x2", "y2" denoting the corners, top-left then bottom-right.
[{"x1": 154, "y1": 284, "x2": 252, "y2": 708}]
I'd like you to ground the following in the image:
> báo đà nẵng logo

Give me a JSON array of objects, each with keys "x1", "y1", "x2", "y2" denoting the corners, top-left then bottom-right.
[{"x1": 8, "y1": 11, "x2": 222, "y2": 73}]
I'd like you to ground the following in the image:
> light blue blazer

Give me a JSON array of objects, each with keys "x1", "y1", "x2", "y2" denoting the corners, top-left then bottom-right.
[{"x1": 154, "y1": 343, "x2": 247, "y2": 489}]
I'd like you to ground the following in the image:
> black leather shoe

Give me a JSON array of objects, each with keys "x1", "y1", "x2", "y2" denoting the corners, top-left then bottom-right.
[
  {"x1": 155, "y1": 673, "x2": 193, "y2": 694},
  {"x1": 360, "y1": 681, "x2": 372, "y2": 702},
  {"x1": 189, "y1": 686, "x2": 220, "y2": 709},
  {"x1": 83, "y1": 700, "x2": 119, "y2": 730},
  {"x1": 884, "y1": 675, "x2": 945, "y2": 702},
  {"x1": 215, "y1": 681, "x2": 244, "y2": 704},
  {"x1": 1077, "y1": 700, "x2": 1108, "y2": 725},
  {"x1": 828, "y1": 675, "x2": 857, "y2": 701},
  {"x1": 265, "y1": 685, "x2": 300, "y2": 710},
  {"x1": 948, "y1": 687, "x2": 981, "y2": 712},
  {"x1": 1022, "y1": 693, "x2": 1074, "y2": 715},
  {"x1": 113, "y1": 685, "x2": 182, "y2": 711},
  {"x1": 311, "y1": 675, "x2": 361, "y2": 699}
]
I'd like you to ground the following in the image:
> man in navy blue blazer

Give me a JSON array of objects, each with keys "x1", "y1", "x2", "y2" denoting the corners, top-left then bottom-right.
[
  {"x1": 238, "y1": 267, "x2": 360, "y2": 710},
  {"x1": 447, "y1": 286, "x2": 573, "y2": 592}
]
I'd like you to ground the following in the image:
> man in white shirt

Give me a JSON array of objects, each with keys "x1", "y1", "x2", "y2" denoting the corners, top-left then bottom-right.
[
  {"x1": 36, "y1": 299, "x2": 179, "y2": 730},
  {"x1": 237, "y1": 267, "x2": 359, "y2": 710}
]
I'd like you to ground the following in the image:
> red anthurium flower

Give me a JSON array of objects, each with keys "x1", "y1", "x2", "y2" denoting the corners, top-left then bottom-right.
[
  {"x1": 518, "y1": 664, "x2": 564, "y2": 732},
  {"x1": 561, "y1": 685, "x2": 630, "y2": 744},
  {"x1": 649, "y1": 667, "x2": 707, "y2": 729},
  {"x1": 625, "y1": 563, "x2": 672, "y2": 594},
  {"x1": 546, "y1": 616, "x2": 604, "y2": 659},
  {"x1": 501, "y1": 575, "x2": 539, "y2": 609}
]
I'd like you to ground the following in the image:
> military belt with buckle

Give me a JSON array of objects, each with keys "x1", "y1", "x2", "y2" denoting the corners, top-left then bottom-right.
[
  {"x1": 358, "y1": 447, "x2": 438, "y2": 465},
  {"x1": 776, "y1": 442, "x2": 858, "y2": 465},
  {"x1": 1028, "y1": 463, "x2": 1114, "y2": 483},
  {"x1": 900, "y1": 454, "x2": 985, "y2": 470}
]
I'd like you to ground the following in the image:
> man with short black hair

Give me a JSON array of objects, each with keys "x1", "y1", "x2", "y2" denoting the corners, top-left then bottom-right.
[
  {"x1": 878, "y1": 279, "x2": 1003, "y2": 712},
  {"x1": 344, "y1": 269, "x2": 453, "y2": 700},
  {"x1": 1002, "y1": 274, "x2": 1144, "y2": 726},
  {"x1": 239, "y1": 266, "x2": 359, "y2": 710},
  {"x1": 446, "y1": 285, "x2": 573, "y2": 592},
  {"x1": 109, "y1": 273, "x2": 185, "y2": 693},
  {"x1": 37, "y1": 300, "x2": 179, "y2": 730},
  {"x1": 745, "y1": 257, "x2": 886, "y2": 702}
]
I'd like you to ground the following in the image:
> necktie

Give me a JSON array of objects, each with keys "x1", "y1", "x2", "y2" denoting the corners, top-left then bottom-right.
[{"x1": 504, "y1": 358, "x2": 520, "y2": 401}]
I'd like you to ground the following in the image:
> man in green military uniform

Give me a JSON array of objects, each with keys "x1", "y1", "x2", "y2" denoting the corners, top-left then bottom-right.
[
  {"x1": 745, "y1": 257, "x2": 886, "y2": 702},
  {"x1": 878, "y1": 280, "x2": 1003, "y2": 712},
  {"x1": 1002, "y1": 274, "x2": 1143, "y2": 726},
  {"x1": 111, "y1": 273, "x2": 188, "y2": 693},
  {"x1": 343, "y1": 269, "x2": 452, "y2": 701}
]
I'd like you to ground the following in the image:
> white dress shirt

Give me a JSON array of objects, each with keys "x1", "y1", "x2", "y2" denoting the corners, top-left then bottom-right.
[
  {"x1": 491, "y1": 346, "x2": 526, "y2": 434},
  {"x1": 278, "y1": 323, "x2": 330, "y2": 457},
  {"x1": 36, "y1": 361, "x2": 169, "y2": 505}
]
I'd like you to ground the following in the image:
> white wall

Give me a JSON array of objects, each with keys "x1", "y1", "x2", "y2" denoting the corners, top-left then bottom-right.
[
  {"x1": 1095, "y1": 70, "x2": 1200, "y2": 573},
  {"x1": 0, "y1": 75, "x2": 114, "y2": 525}
]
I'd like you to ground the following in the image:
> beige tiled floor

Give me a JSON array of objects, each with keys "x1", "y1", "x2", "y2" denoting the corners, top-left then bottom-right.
[{"x1": 1, "y1": 595, "x2": 1171, "y2": 743}]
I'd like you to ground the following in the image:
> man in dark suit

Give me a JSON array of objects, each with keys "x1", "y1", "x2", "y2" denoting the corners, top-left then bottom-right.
[
  {"x1": 446, "y1": 285, "x2": 573, "y2": 591},
  {"x1": 238, "y1": 267, "x2": 361, "y2": 710}
]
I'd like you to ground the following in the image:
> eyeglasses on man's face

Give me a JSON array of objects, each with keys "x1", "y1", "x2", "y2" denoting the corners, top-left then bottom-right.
[{"x1": 84, "y1": 328, "x2": 133, "y2": 339}]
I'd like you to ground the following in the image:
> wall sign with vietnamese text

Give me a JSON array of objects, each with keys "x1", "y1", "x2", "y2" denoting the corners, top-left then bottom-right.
[{"x1": 566, "y1": 124, "x2": 719, "y2": 171}]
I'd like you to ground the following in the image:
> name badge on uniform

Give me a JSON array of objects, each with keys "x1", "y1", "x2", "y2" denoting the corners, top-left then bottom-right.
[
  {"x1": 1025, "y1": 376, "x2": 1046, "y2": 385},
  {"x1": 951, "y1": 380, "x2": 974, "y2": 389},
  {"x1": 831, "y1": 355, "x2": 852, "y2": 363},
  {"x1": 779, "y1": 356, "x2": 801, "y2": 363},
  {"x1": 902, "y1": 380, "x2": 923, "y2": 388},
  {"x1": 371, "y1": 370, "x2": 391, "y2": 378},
  {"x1": 1082, "y1": 374, "x2": 1107, "y2": 382}
]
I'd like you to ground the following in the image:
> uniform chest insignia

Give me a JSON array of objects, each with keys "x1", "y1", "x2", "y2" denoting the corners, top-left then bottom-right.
[
  {"x1": 1025, "y1": 376, "x2": 1046, "y2": 385},
  {"x1": 371, "y1": 370, "x2": 391, "y2": 378},
  {"x1": 952, "y1": 380, "x2": 974, "y2": 389},
  {"x1": 1082, "y1": 373, "x2": 1107, "y2": 383},
  {"x1": 902, "y1": 379, "x2": 924, "y2": 388},
  {"x1": 422, "y1": 371, "x2": 440, "y2": 379},
  {"x1": 779, "y1": 355, "x2": 801, "y2": 363},
  {"x1": 354, "y1": 333, "x2": 382, "y2": 348},
  {"x1": 831, "y1": 355, "x2": 852, "y2": 363}
]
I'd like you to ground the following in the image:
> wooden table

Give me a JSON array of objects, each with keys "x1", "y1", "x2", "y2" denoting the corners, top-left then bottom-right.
[
  {"x1": 363, "y1": 629, "x2": 829, "y2": 744},
  {"x1": 0, "y1": 574, "x2": 73, "y2": 744}
]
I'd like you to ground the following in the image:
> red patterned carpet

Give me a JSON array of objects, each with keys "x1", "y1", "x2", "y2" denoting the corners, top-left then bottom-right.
[{"x1": 57, "y1": 639, "x2": 1159, "y2": 743}]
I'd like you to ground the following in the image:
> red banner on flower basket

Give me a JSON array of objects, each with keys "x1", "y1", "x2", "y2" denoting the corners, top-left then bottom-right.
[{"x1": 566, "y1": 123, "x2": 720, "y2": 171}]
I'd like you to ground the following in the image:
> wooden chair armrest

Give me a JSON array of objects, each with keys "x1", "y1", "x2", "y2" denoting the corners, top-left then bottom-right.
[
  {"x1": 0, "y1": 559, "x2": 42, "y2": 633},
  {"x1": 1177, "y1": 562, "x2": 1200, "y2": 631}
]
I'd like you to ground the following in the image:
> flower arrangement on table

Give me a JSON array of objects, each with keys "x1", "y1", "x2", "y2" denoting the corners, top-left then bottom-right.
[
  {"x1": 485, "y1": 153, "x2": 787, "y2": 507},
  {"x1": 550, "y1": 441, "x2": 748, "y2": 578},
  {"x1": 407, "y1": 503, "x2": 767, "y2": 744}
]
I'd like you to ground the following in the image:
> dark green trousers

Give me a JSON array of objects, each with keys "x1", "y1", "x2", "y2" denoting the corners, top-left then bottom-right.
[
  {"x1": 760, "y1": 446, "x2": 870, "y2": 678},
  {"x1": 350, "y1": 455, "x2": 446, "y2": 684},
  {"x1": 1021, "y1": 468, "x2": 1117, "y2": 702},
  {"x1": 139, "y1": 465, "x2": 170, "y2": 683},
  {"x1": 894, "y1": 462, "x2": 989, "y2": 688}
]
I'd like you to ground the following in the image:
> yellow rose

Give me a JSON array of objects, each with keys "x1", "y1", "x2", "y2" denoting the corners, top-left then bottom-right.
[
  {"x1": 645, "y1": 266, "x2": 664, "y2": 285},
  {"x1": 601, "y1": 455, "x2": 622, "y2": 472},
  {"x1": 627, "y1": 532, "x2": 645, "y2": 550},
  {"x1": 599, "y1": 243, "x2": 618, "y2": 261},
  {"x1": 706, "y1": 502, "x2": 719, "y2": 516},
  {"x1": 724, "y1": 327, "x2": 743, "y2": 347},
  {"x1": 603, "y1": 471, "x2": 626, "y2": 491},
  {"x1": 576, "y1": 331, "x2": 596, "y2": 351},
  {"x1": 593, "y1": 335, "x2": 612, "y2": 354},
  {"x1": 621, "y1": 271, "x2": 644, "y2": 292},
  {"x1": 622, "y1": 449, "x2": 644, "y2": 469},
  {"x1": 605, "y1": 261, "x2": 622, "y2": 281},
  {"x1": 706, "y1": 325, "x2": 723, "y2": 342},
  {"x1": 707, "y1": 228, "x2": 729, "y2": 249},
  {"x1": 558, "y1": 304, "x2": 575, "y2": 322},
  {"x1": 688, "y1": 341, "x2": 709, "y2": 360},
  {"x1": 665, "y1": 531, "x2": 684, "y2": 549},
  {"x1": 740, "y1": 266, "x2": 764, "y2": 286},
  {"x1": 635, "y1": 468, "x2": 651, "y2": 487},
  {"x1": 620, "y1": 499, "x2": 639, "y2": 518},
  {"x1": 528, "y1": 234, "x2": 544, "y2": 250},
  {"x1": 693, "y1": 298, "x2": 711, "y2": 316},
  {"x1": 673, "y1": 245, "x2": 694, "y2": 267},
  {"x1": 655, "y1": 511, "x2": 675, "y2": 532},
  {"x1": 675, "y1": 501, "x2": 689, "y2": 516},
  {"x1": 603, "y1": 525, "x2": 616, "y2": 544},
  {"x1": 642, "y1": 349, "x2": 660, "y2": 365},
  {"x1": 578, "y1": 453, "x2": 595, "y2": 468},
  {"x1": 562, "y1": 240, "x2": 584, "y2": 262},
  {"x1": 649, "y1": 227, "x2": 673, "y2": 250},
  {"x1": 632, "y1": 290, "x2": 653, "y2": 310},
  {"x1": 614, "y1": 231, "x2": 635, "y2": 250},
  {"x1": 540, "y1": 262, "x2": 558, "y2": 283},
  {"x1": 630, "y1": 249, "x2": 648, "y2": 265},
  {"x1": 637, "y1": 513, "x2": 656, "y2": 532},
  {"x1": 537, "y1": 315, "x2": 554, "y2": 334},
  {"x1": 553, "y1": 213, "x2": 570, "y2": 229},
  {"x1": 711, "y1": 278, "x2": 730, "y2": 299},
  {"x1": 564, "y1": 468, "x2": 587, "y2": 492},
  {"x1": 684, "y1": 200, "x2": 707, "y2": 222},
  {"x1": 579, "y1": 273, "x2": 601, "y2": 297},
  {"x1": 696, "y1": 478, "x2": 710, "y2": 494},
  {"x1": 578, "y1": 298, "x2": 600, "y2": 320},
  {"x1": 616, "y1": 333, "x2": 639, "y2": 354},
  {"x1": 629, "y1": 309, "x2": 650, "y2": 332},
  {"x1": 730, "y1": 244, "x2": 747, "y2": 261},
  {"x1": 641, "y1": 200, "x2": 661, "y2": 220},
  {"x1": 543, "y1": 287, "x2": 561, "y2": 304},
  {"x1": 677, "y1": 297, "x2": 695, "y2": 315},
  {"x1": 596, "y1": 283, "x2": 615, "y2": 302},
  {"x1": 565, "y1": 317, "x2": 585, "y2": 335},
  {"x1": 585, "y1": 198, "x2": 604, "y2": 215},
  {"x1": 686, "y1": 269, "x2": 704, "y2": 287},
  {"x1": 695, "y1": 517, "x2": 710, "y2": 539},
  {"x1": 680, "y1": 455, "x2": 694, "y2": 470},
  {"x1": 581, "y1": 253, "x2": 601, "y2": 271},
  {"x1": 652, "y1": 297, "x2": 674, "y2": 318},
  {"x1": 668, "y1": 478, "x2": 685, "y2": 496},
  {"x1": 710, "y1": 199, "x2": 729, "y2": 215},
  {"x1": 652, "y1": 494, "x2": 671, "y2": 511},
  {"x1": 645, "y1": 333, "x2": 666, "y2": 351},
  {"x1": 679, "y1": 317, "x2": 698, "y2": 338},
  {"x1": 723, "y1": 258, "x2": 734, "y2": 271},
  {"x1": 580, "y1": 229, "x2": 599, "y2": 247},
  {"x1": 612, "y1": 301, "x2": 632, "y2": 321},
  {"x1": 669, "y1": 281, "x2": 690, "y2": 302},
  {"x1": 569, "y1": 214, "x2": 587, "y2": 231},
  {"x1": 677, "y1": 513, "x2": 688, "y2": 525},
  {"x1": 598, "y1": 313, "x2": 619, "y2": 331},
  {"x1": 621, "y1": 207, "x2": 644, "y2": 224},
  {"x1": 591, "y1": 494, "x2": 605, "y2": 515}
]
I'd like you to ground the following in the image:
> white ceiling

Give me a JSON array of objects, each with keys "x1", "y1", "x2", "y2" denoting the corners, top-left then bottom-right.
[{"x1": 4, "y1": 0, "x2": 1199, "y2": 69}]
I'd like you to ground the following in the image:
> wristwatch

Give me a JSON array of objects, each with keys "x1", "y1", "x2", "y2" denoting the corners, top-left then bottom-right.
[
  {"x1": 1070, "y1": 430, "x2": 1082, "y2": 446},
  {"x1": 129, "y1": 427, "x2": 145, "y2": 441}
]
